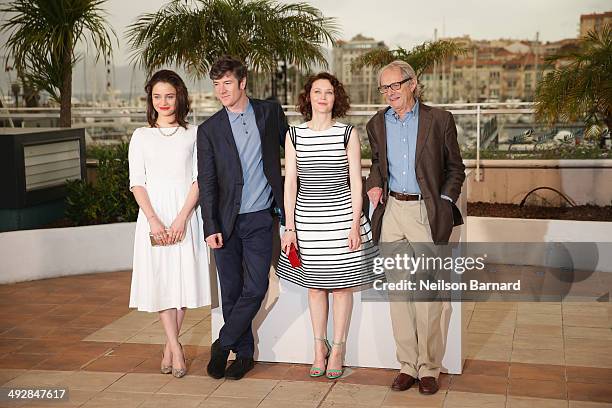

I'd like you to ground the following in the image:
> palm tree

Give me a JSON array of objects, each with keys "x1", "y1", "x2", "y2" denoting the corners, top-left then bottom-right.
[
  {"x1": 1, "y1": 0, "x2": 116, "y2": 127},
  {"x1": 351, "y1": 40, "x2": 466, "y2": 78},
  {"x1": 126, "y1": 0, "x2": 338, "y2": 81},
  {"x1": 535, "y1": 25, "x2": 611, "y2": 143}
]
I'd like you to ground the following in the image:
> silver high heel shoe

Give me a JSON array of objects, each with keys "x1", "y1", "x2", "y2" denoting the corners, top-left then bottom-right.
[
  {"x1": 161, "y1": 343, "x2": 172, "y2": 374},
  {"x1": 172, "y1": 343, "x2": 187, "y2": 378}
]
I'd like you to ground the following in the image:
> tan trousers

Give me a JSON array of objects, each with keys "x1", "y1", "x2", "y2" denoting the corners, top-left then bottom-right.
[{"x1": 380, "y1": 196, "x2": 444, "y2": 379}]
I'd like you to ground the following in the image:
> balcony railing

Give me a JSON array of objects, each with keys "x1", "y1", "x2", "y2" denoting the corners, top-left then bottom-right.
[{"x1": 1, "y1": 102, "x2": 608, "y2": 183}]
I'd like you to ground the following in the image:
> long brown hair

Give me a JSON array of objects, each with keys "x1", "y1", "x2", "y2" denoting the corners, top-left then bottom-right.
[{"x1": 145, "y1": 70, "x2": 190, "y2": 128}]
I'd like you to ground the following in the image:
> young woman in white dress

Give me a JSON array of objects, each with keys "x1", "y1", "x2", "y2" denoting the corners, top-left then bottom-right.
[{"x1": 128, "y1": 70, "x2": 210, "y2": 378}]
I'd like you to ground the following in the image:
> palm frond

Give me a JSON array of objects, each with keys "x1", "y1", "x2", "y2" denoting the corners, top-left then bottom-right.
[
  {"x1": 1, "y1": 0, "x2": 116, "y2": 108},
  {"x1": 535, "y1": 24, "x2": 611, "y2": 131},
  {"x1": 126, "y1": 1, "x2": 209, "y2": 76},
  {"x1": 126, "y1": 0, "x2": 339, "y2": 78},
  {"x1": 351, "y1": 40, "x2": 466, "y2": 77},
  {"x1": 351, "y1": 49, "x2": 394, "y2": 72}
]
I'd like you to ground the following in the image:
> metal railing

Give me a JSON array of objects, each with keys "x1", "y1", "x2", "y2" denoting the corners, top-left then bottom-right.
[{"x1": 1, "y1": 102, "x2": 606, "y2": 183}]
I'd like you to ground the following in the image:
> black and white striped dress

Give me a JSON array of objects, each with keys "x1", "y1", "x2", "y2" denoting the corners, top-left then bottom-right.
[{"x1": 276, "y1": 122, "x2": 379, "y2": 289}]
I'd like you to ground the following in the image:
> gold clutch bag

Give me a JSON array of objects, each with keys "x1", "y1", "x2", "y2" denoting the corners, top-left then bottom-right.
[
  {"x1": 149, "y1": 228, "x2": 169, "y2": 246},
  {"x1": 149, "y1": 228, "x2": 184, "y2": 246},
  {"x1": 149, "y1": 232, "x2": 162, "y2": 246}
]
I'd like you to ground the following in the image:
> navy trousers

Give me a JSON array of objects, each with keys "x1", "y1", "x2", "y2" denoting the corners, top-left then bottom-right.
[{"x1": 213, "y1": 209, "x2": 273, "y2": 358}]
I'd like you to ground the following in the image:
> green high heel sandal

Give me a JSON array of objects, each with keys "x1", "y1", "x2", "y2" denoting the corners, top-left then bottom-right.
[
  {"x1": 326, "y1": 341, "x2": 345, "y2": 379},
  {"x1": 309, "y1": 337, "x2": 331, "y2": 377}
]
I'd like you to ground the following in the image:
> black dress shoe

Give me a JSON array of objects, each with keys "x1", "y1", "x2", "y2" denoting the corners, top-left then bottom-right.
[
  {"x1": 207, "y1": 339, "x2": 230, "y2": 379},
  {"x1": 225, "y1": 357, "x2": 255, "y2": 380}
]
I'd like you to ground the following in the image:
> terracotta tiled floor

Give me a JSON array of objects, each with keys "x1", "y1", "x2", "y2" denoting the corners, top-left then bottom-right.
[{"x1": 0, "y1": 271, "x2": 611, "y2": 407}]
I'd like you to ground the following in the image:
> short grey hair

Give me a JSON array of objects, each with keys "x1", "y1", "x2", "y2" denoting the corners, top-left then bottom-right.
[{"x1": 377, "y1": 60, "x2": 422, "y2": 97}]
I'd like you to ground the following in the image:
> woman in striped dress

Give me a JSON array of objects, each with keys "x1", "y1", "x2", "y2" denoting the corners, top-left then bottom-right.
[{"x1": 276, "y1": 72, "x2": 378, "y2": 379}]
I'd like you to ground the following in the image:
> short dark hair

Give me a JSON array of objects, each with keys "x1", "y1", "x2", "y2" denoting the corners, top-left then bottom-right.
[
  {"x1": 209, "y1": 55, "x2": 247, "y2": 82},
  {"x1": 297, "y1": 72, "x2": 350, "y2": 121},
  {"x1": 145, "y1": 70, "x2": 190, "y2": 128}
]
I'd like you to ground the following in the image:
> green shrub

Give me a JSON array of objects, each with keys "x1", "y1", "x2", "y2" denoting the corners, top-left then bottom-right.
[
  {"x1": 361, "y1": 143, "x2": 372, "y2": 159},
  {"x1": 66, "y1": 143, "x2": 138, "y2": 225},
  {"x1": 461, "y1": 144, "x2": 610, "y2": 160}
]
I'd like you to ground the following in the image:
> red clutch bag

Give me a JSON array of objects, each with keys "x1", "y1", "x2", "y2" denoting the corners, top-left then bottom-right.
[{"x1": 288, "y1": 243, "x2": 301, "y2": 268}]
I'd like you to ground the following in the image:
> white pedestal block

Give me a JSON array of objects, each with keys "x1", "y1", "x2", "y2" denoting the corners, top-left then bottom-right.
[{"x1": 212, "y1": 275, "x2": 465, "y2": 373}]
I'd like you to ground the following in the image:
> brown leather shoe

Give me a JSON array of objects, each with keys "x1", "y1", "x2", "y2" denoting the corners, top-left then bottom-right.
[
  {"x1": 418, "y1": 376, "x2": 439, "y2": 394},
  {"x1": 391, "y1": 373, "x2": 416, "y2": 391}
]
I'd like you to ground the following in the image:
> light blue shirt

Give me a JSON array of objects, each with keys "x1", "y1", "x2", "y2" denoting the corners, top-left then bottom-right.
[
  {"x1": 227, "y1": 101, "x2": 273, "y2": 214},
  {"x1": 386, "y1": 101, "x2": 421, "y2": 195}
]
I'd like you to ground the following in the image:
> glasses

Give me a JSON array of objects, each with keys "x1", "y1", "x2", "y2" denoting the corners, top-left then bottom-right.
[{"x1": 378, "y1": 77, "x2": 411, "y2": 94}]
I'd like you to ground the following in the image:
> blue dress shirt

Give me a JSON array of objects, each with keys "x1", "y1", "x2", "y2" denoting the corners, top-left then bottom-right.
[
  {"x1": 226, "y1": 101, "x2": 273, "y2": 214},
  {"x1": 386, "y1": 101, "x2": 421, "y2": 195}
]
